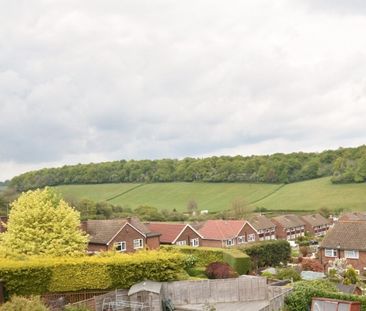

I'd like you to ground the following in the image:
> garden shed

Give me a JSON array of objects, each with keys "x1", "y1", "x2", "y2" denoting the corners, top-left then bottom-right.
[{"x1": 128, "y1": 280, "x2": 162, "y2": 311}]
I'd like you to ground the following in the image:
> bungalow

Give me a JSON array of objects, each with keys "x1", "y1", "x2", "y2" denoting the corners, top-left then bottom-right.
[
  {"x1": 272, "y1": 214, "x2": 305, "y2": 240},
  {"x1": 319, "y1": 221, "x2": 366, "y2": 273},
  {"x1": 198, "y1": 219, "x2": 258, "y2": 248},
  {"x1": 249, "y1": 215, "x2": 276, "y2": 241},
  {"x1": 82, "y1": 217, "x2": 160, "y2": 253},
  {"x1": 0, "y1": 216, "x2": 7, "y2": 233},
  {"x1": 300, "y1": 213, "x2": 331, "y2": 236},
  {"x1": 145, "y1": 222, "x2": 203, "y2": 247}
]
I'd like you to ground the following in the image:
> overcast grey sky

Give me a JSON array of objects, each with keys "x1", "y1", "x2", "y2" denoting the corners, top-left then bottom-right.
[{"x1": 1, "y1": 0, "x2": 366, "y2": 180}]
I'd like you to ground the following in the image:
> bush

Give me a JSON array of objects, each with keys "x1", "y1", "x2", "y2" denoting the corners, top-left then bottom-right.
[
  {"x1": 205, "y1": 262, "x2": 238, "y2": 279},
  {"x1": 223, "y1": 249, "x2": 251, "y2": 275},
  {"x1": 0, "y1": 296, "x2": 48, "y2": 311},
  {"x1": 161, "y1": 246, "x2": 224, "y2": 266},
  {"x1": 301, "y1": 259, "x2": 324, "y2": 272},
  {"x1": 0, "y1": 251, "x2": 186, "y2": 295},
  {"x1": 242, "y1": 240, "x2": 291, "y2": 269},
  {"x1": 276, "y1": 267, "x2": 301, "y2": 282},
  {"x1": 299, "y1": 246, "x2": 310, "y2": 257},
  {"x1": 284, "y1": 280, "x2": 366, "y2": 311},
  {"x1": 162, "y1": 246, "x2": 252, "y2": 275}
]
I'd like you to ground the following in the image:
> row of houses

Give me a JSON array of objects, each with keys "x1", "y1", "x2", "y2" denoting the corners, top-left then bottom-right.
[{"x1": 79, "y1": 212, "x2": 331, "y2": 253}]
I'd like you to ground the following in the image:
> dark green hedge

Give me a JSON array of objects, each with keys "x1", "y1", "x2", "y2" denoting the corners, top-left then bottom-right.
[
  {"x1": 0, "y1": 251, "x2": 185, "y2": 296},
  {"x1": 223, "y1": 249, "x2": 251, "y2": 275},
  {"x1": 285, "y1": 280, "x2": 366, "y2": 311},
  {"x1": 161, "y1": 246, "x2": 252, "y2": 274},
  {"x1": 241, "y1": 240, "x2": 291, "y2": 269}
]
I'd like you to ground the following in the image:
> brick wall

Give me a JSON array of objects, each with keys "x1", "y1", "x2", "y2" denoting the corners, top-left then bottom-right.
[
  {"x1": 319, "y1": 248, "x2": 366, "y2": 272},
  {"x1": 109, "y1": 223, "x2": 146, "y2": 253},
  {"x1": 174, "y1": 226, "x2": 202, "y2": 246}
]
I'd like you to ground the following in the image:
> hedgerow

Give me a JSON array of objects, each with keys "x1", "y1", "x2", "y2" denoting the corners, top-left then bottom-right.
[
  {"x1": 241, "y1": 240, "x2": 291, "y2": 269},
  {"x1": 285, "y1": 280, "x2": 366, "y2": 311},
  {"x1": 0, "y1": 251, "x2": 185, "y2": 296},
  {"x1": 161, "y1": 246, "x2": 252, "y2": 274}
]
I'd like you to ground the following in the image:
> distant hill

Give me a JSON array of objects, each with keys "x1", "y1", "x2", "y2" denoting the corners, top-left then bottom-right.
[
  {"x1": 55, "y1": 177, "x2": 366, "y2": 212},
  {"x1": 10, "y1": 145, "x2": 366, "y2": 191}
]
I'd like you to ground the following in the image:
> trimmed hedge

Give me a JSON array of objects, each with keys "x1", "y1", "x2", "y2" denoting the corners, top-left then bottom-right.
[
  {"x1": 161, "y1": 246, "x2": 224, "y2": 266},
  {"x1": 241, "y1": 240, "x2": 291, "y2": 269},
  {"x1": 223, "y1": 249, "x2": 251, "y2": 275},
  {"x1": 0, "y1": 251, "x2": 185, "y2": 296},
  {"x1": 285, "y1": 280, "x2": 366, "y2": 311},
  {"x1": 162, "y1": 246, "x2": 251, "y2": 275}
]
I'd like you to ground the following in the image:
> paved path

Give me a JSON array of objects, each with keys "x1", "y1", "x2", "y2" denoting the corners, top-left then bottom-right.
[{"x1": 176, "y1": 300, "x2": 269, "y2": 311}]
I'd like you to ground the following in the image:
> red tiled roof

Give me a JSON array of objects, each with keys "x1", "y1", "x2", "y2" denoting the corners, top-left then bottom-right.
[
  {"x1": 146, "y1": 222, "x2": 187, "y2": 243},
  {"x1": 198, "y1": 220, "x2": 246, "y2": 240}
]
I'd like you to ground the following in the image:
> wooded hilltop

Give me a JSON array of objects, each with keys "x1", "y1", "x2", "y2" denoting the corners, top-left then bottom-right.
[{"x1": 9, "y1": 145, "x2": 366, "y2": 191}]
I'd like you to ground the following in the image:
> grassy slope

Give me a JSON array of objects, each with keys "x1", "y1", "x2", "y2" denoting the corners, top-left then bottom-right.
[
  {"x1": 56, "y1": 182, "x2": 280, "y2": 212},
  {"x1": 55, "y1": 183, "x2": 140, "y2": 202},
  {"x1": 256, "y1": 177, "x2": 366, "y2": 211},
  {"x1": 54, "y1": 177, "x2": 366, "y2": 212}
]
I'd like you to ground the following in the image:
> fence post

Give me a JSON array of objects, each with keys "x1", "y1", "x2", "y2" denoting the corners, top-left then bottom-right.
[{"x1": 0, "y1": 279, "x2": 4, "y2": 305}]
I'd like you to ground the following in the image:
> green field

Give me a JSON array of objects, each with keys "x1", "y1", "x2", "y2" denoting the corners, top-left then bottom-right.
[{"x1": 54, "y1": 177, "x2": 366, "y2": 212}]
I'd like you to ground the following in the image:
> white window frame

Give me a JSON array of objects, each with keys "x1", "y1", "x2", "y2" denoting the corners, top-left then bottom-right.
[
  {"x1": 176, "y1": 240, "x2": 187, "y2": 246},
  {"x1": 345, "y1": 250, "x2": 359, "y2": 259},
  {"x1": 237, "y1": 236, "x2": 244, "y2": 244},
  {"x1": 226, "y1": 239, "x2": 235, "y2": 246},
  {"x1": 247, "y1": 233, "x2": 256, "y2": 242},
  {"x1": 115, "y1": 241, "x2": 126, "y2": 252},
  {"x1": 325, "y1": 248, "x2": 337, "y2": 257},
  {"x1": 190, "y1": 238, "x2": 199, "y2": 247},
  {"x1": 133, "y1": 238, "x2": 144, "y2": 249}
]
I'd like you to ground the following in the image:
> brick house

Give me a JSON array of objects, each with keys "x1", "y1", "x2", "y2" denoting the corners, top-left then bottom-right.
[
  {"x1": 300, "y1": 214, "x2": 331, "y2": 236},
  {"x1": 0, "y1": 216, "x2": 7, "y2": 233},
  {"x1": 198, "y1": 220, "x2": 259, "y2": 247},
  {"x1": 319, "y1": 221, "x2": 366, "y2": 273},
  {"x1": 249, "y1": 215, "x2": 276, "y2": 241},
  {"x1": 272, "y1": 214, "x2": 305, "y2": 240},
  {"x1": 82, "y1": 218, "x2": 160, "y2": 253},
  {"x1": 145, "y1": 222, "x2": 203, "y2": 246}
]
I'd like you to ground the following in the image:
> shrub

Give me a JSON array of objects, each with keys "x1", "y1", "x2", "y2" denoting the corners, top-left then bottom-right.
[
  {"x1": 205, "y1": 262, "x2": 238, "y2": 279},
  {"x1": 276, "y1": 267, "x2": 301, "y2": 282},
  {"x1": 0, "y1": 296, "x2": 48, "y2": 311},
  {"x1": 0, "y1": 251, "x2": 186, "y2": 295},
  {"x1": 299, "y1": 246, "x2": 310, "y2": 257},
  {"x1": 222, "y1": 249, "x2": 251, "y2": 275},
  {"x1": 301, "y1": 259, "x2": 324, "y2": 272},
  {"x1": 285, "y1": 280, "x2": 366, "y2": 311},
  {"x1": 161, "y1": 246, "x2": 224, "y2": 266},
  {"x1": 162, "y1": 246, "x2": 252, "y2": 275},
  {"x1": 242, "y1": 240, "x2": 291, "y2": 269}
]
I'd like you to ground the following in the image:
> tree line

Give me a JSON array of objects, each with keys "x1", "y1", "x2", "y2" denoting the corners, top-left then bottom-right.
[{"x1": 8, "y1": 145, "x2": 366, "y2": 191}]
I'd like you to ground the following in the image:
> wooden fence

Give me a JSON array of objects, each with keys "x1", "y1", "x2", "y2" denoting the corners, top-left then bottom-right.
[{"x1": 162, "y1": 276, "x2": 268, "y2": 305}]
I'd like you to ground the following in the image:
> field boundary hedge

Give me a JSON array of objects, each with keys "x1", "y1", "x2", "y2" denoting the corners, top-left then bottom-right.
[{"x1": 0, "y1": 251, "x2": 185, "y2": 296}]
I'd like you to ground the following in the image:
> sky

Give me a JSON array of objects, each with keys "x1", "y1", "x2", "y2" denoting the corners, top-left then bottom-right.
[{"x1": 1, "y1": 0, "x2": 366, "y2": 181}]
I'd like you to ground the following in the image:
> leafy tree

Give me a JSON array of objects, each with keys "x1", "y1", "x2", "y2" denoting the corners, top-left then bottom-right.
[
  {"x1": 230, "y1": 198, "x2": 249, "y2": 219},
  {"x1": 187, "y1": 199, "x2": 198, "y2": 215},
  {"x1": 1, "y1": 188, "x2": 88, "y2": 257}
]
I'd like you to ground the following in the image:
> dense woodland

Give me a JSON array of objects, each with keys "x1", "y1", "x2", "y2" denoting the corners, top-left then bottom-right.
[{"x1": 7, "y1": 145, "x2": 366, "y2": 191}]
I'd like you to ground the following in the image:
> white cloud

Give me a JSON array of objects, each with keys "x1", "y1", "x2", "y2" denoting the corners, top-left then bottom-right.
[{"x1": 1, "y1": 0, "x2": 366, "y2": 180}]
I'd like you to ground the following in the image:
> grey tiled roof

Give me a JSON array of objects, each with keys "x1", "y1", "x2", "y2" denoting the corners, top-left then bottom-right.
[
  {"x1": 300, "y1": 214, "x2": 331, "y2": 227},
  {"x1": 272, "y1": 214, "x2": 305, "y2": 229},
  {"x1": 249, "y1": 215, "x2": 276, "y2": 230},
  {"x1": 320, "y1": 221, "x2": 366, "y2": 251}
]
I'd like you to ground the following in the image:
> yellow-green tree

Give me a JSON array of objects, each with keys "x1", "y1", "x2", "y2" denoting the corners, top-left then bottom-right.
[{"x1": 1, "y1": 188, "x2": 88, "y2": 257}]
